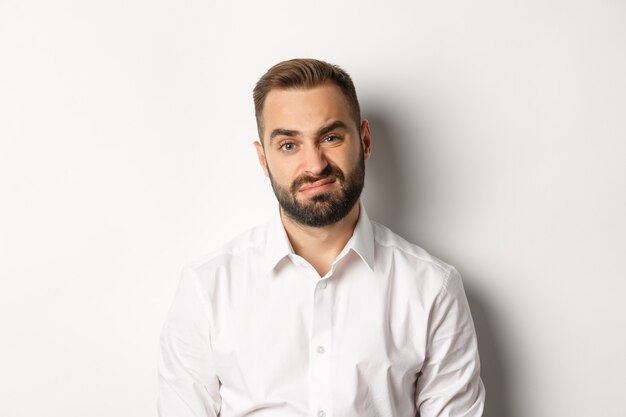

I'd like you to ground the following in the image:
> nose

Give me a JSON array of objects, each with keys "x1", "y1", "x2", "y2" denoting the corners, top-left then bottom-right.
[{"x1": 301, "y1": 145, "x2": 328, "y2": 176}]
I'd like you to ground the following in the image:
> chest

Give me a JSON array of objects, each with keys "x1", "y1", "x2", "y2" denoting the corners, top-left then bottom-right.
[{"x1": 206, "y1": 254, "x2": 430, "y2": 399}]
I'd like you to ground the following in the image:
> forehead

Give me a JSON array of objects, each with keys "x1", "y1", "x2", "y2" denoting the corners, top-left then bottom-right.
[{"x1": 261, "y1": 84, "x2": 355, "y2": 138}]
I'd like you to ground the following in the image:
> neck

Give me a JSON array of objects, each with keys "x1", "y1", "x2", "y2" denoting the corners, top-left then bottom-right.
[{"x1": 280, "y1": 202, "x2": 361, "y2": 277}]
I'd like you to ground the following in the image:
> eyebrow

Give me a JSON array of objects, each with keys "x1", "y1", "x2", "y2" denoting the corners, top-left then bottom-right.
[
  {"x1": 269, "y1": 120, "x2": 350, "y2": 144},
  {"x1": 318, "y1": 120, "x2": 349, "y2": 137},
  {"x1": 269, "y1": 128, "x2": 298, "y2": 142}
]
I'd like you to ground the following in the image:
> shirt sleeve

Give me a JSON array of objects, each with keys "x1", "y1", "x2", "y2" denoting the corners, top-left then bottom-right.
[
  {"x1": 415, "y1": 268, "x2": 485, "y2": 417},
  {"x1": 158, "y1": 267, "x2": 221, "y2": 417}
]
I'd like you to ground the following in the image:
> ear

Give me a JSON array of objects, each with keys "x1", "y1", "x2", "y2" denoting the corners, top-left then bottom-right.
[
  {"x1": 254, "y1": 140, "x2": 270, "y2": 178},
  {"x1": 360, "y1": 119, "x2": 372, "y2": 161}
]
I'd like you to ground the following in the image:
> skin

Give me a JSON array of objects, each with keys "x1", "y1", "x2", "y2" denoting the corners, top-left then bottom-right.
[{"x1": 254, "y1": 84, "x2": 372, "y2": 276}]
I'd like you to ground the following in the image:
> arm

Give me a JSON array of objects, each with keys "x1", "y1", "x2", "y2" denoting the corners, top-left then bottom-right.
[
  {"x1": 415, "y1": 268, "x2": 485, "y2": 417},
  {"x1": 158, "y1": 267, "x2": 221, "y2": 417}
]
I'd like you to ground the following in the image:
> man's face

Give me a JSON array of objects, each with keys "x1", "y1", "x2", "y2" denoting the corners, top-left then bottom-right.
[{"x1": 254, "y1": 84, "x2": 371, "y2": 227}]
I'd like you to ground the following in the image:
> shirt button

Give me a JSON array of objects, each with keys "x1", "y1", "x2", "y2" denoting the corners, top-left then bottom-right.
[
  {"x1": 320, "y1": 281, "x2": 327, "y2": 289},
  {"x1": 317, "y1": 410, "x2": 326, "y2": 417},
  {"x1": 317, "y1": 345, "x2": 325, "y2": 354}
]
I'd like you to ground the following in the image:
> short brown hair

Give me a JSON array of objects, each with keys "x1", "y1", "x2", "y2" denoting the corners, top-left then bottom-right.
[{"x1": 253, "y1": 58, "x2": 361, "y2": 139}]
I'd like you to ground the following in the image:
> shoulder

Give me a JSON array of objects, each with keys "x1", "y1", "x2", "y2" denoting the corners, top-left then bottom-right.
[
  {"x1": 372, "y1": 220, "x2": 455, "y2": 275},
  {"x1": 184, "y1": 221, "x2": 270, "y2": 279},
  {"x1": 371, "y1": 221, "x2": 458, "y2": 293}
]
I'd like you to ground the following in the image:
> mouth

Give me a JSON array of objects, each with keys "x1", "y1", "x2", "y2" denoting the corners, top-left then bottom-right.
[{"x1": 299, "y1": 177, "x2": 337, "y2": 195}]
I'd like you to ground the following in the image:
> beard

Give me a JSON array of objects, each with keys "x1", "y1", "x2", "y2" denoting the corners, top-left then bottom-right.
[{"x1": 267, "y1": 150, "x2": 365, "y2": 228}]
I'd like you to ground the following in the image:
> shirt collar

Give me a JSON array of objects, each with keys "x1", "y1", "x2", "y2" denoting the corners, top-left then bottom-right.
[
  {"x1": 265, "y1": 203, "x2": 376, "y2": 273},
  {"x1": 348, "y1": 205, "x2": 376, "y2": 271},
  {"x1": 265, "y1": 207, "x2": 296, "y2": 272}
]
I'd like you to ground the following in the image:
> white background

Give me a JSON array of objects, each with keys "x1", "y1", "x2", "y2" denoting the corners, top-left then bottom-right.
[{"x1": 1, "y1": 1, "x2": 625, "y2": 416}]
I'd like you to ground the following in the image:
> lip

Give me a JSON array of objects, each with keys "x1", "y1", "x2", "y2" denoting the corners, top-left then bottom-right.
[{"x1": 299, "y1": 177, "x2": 336, "y2": 194}]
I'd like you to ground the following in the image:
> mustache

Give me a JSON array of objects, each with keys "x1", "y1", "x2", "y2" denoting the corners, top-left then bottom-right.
[{"x1": 290, "y1": 164, "x2": 345, "y2": 194}]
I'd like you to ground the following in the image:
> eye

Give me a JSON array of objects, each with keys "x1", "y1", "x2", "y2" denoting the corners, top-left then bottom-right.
[
  {"x1": 322, "y1": 135, "x2": 341, "y2": 144},
  {"x1": 279, "y1": 142, "x2": 296, "y2": 152}
]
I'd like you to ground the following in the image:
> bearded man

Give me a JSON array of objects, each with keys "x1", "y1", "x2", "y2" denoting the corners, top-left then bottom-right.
[{"x1": 158, "y1": 58, "x2": 485, "y2": 417}]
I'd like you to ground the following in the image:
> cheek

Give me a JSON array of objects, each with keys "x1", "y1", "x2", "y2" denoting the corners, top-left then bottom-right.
[
  {"x1": 334, "y1": 153, "x2": 359, "y2": 175},
  {"x1": 266, "y1": 158, "x2": 297, "y2": 184}
]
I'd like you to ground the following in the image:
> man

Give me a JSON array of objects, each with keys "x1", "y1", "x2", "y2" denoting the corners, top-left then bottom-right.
[{"x1": 158, "y1": 58, "x2": 485, "y2": 417}]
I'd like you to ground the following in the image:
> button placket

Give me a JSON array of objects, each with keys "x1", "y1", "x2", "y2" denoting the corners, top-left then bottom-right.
[{"x1": 309, "y1": 278, "x2": 332, "y2": 417}]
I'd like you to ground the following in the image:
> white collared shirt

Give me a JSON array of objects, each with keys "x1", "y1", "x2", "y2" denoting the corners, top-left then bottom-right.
[{"x1": 158, "y1": 207, "x2": 485, "y2": 417}]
